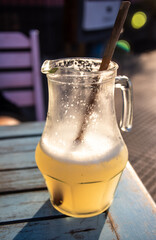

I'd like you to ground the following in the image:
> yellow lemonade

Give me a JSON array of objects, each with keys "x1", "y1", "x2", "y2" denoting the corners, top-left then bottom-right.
[{"x1": 35, "y1": 143, "x2": 128, "y2": 218}]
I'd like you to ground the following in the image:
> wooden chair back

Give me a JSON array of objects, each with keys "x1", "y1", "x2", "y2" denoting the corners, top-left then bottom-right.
[{"x1": 0, "y1": 30, "x2": 45, "y2": 121}]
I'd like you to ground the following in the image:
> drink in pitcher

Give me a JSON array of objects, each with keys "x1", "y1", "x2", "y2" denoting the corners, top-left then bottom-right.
[
  {"x1": 36, "y1": 58, "x2": 132, "y2": 218},
  {"x1": 36, "y1": 138, "x2": 128, "y2": 217}
]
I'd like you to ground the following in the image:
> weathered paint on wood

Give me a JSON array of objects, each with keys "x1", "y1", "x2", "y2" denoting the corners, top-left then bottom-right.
[
  {"x1": 107, "y1": 162, "x2": 156, "y2": 240},
  {"x1": 0, "y1": 151, "x2": 35, "y2": 170},
  {"x1": 0, "y1": 213, "x2": 116, "y2": 240},
  {"x1": 0, "y1": 163, "x2": 155, "y2": 239},
  {"x1": 0, "y1": 122, "x2": 44, "y2": 139},
  {"x1": 0, "y1": 191, "x2": 55, "y2": 223},
  {"x1": 0, "y1": 123, "x2": 156, "y2": 240},
  {"x1": 0, "y1": 188, "x2": 115, "y2": 240},
  {"x1": 0, "y1": 136, "x2": 40, "y2": 154},
  {"x1": 0, "y1": 168, "x2": 45, "y2": 193}
]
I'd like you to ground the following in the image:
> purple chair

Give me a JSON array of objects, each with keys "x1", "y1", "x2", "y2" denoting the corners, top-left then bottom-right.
[{"x1": 0, "y1": 30, "x2": 45, "y2": 121}]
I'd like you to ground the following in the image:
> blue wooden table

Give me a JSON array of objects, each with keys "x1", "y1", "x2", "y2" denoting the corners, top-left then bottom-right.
[{"x1": 0, "y1": 122, "x2": 156, "y2": 240}]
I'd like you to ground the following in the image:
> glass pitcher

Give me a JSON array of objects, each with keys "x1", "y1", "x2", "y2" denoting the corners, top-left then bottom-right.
[{"x1": 35, "y1": 58, "x2": 133, "y2": 218}]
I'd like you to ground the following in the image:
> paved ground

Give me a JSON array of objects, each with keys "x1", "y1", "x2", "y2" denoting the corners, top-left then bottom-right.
[{"x1": 114, "y1": 50, "x2": 156, "y2": 202}]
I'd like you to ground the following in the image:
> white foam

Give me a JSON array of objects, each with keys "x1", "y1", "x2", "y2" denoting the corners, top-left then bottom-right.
[{"x1": 41, "y1": 121, "x2": 122, "y2": 164}]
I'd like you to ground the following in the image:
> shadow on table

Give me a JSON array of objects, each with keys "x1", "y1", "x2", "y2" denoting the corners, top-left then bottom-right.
[{"x1": 13, "y1": 200, "x2": 109, "y2": 240}]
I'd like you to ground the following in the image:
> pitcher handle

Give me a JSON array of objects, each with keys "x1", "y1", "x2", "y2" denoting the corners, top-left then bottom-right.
[{"x1": 115, "y1": 75, "x2": 133, "y2": 132}]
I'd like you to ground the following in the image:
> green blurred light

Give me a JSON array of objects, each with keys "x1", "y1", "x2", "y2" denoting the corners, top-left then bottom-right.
[
  {"x1": 116, "y1": 40, "x2": 131, "y2": 52},
  {"x1": 131, "y1": 11, "x2": 147, "y2": 29}
]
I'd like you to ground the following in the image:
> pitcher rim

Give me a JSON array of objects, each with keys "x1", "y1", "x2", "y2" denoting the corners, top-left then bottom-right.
[{"x1": 41, "y1": 57, "x2": 119, "y2": 85}]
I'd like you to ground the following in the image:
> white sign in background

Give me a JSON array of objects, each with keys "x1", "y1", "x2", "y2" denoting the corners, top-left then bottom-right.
[{"x1": 82, "y1": 0, "x2": 121, "y2": 31}]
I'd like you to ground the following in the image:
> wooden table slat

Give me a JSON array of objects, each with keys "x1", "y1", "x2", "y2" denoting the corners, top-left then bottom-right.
[
  {"x1": 0, "y1": 191, "x2": 58, "y2": 223},
  {"x1": 106, "y1": 163, "x2": 156, "y2": 240},
  {"x1": 0, "y1": 122, "x2": 44, "y2": 139},
  {"x1": 0, "y1": 213, "x2": 117, "y2": 240},
  {"x1": 0, "y1": 168, "x2": 45, "y2": 193},
  {"x1": 0, "y1": 151, "x2": 35, "y2": 170},
  {"x1": 0, "y1": 136, "x2": 40, "y2": 154}
]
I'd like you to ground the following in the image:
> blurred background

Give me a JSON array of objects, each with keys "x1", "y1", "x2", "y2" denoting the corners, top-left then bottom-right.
[{"x1": 0, "y1": 0, "x2": 156, "y2": 201}]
